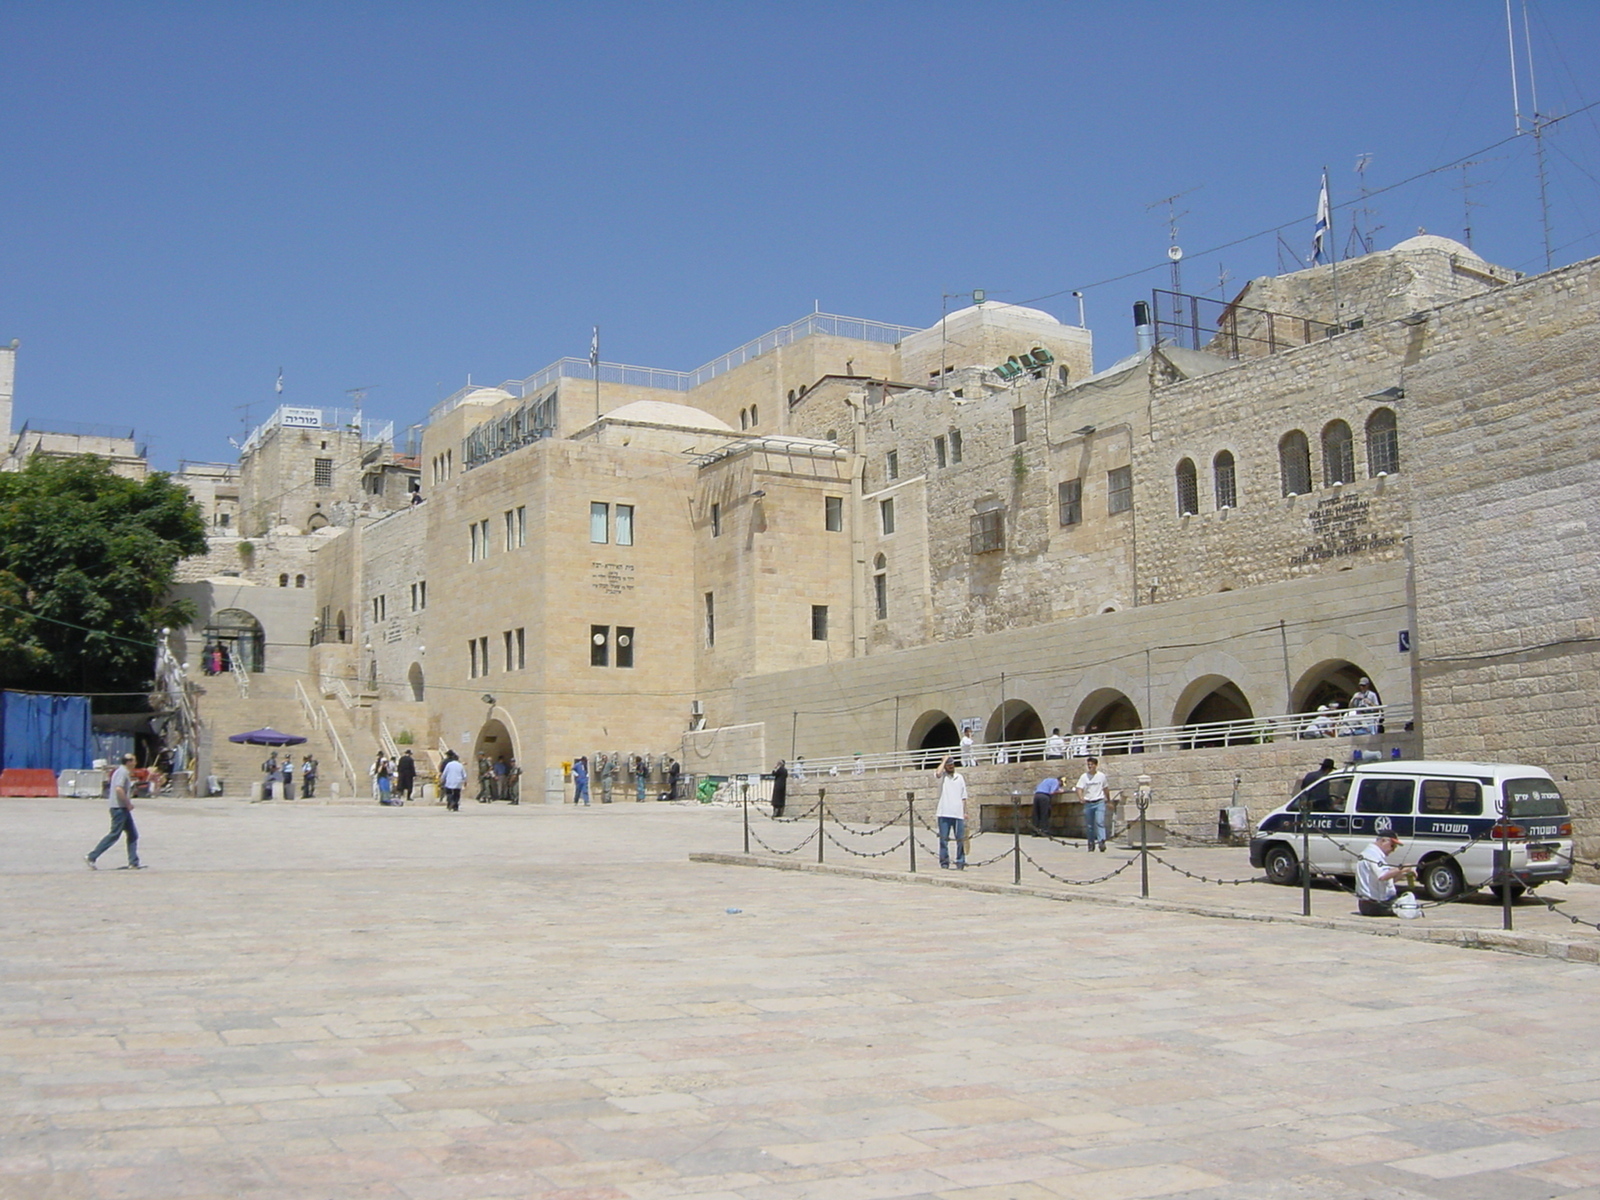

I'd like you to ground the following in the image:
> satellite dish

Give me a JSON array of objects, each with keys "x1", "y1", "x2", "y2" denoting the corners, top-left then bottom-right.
[{"x1": 1167, "y1": 245, "x2": 1184, "y2": 262}]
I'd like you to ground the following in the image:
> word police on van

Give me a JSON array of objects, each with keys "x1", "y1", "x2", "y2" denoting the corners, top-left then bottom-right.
[{"x1": 1249, "y1": 760, "x2": 1573, "y2": 901}]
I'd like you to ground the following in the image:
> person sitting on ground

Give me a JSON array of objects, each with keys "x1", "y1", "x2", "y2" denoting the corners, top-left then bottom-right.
[
  {"x1": 1355, "y1": 832, "x2": 1415, "y2": 916},
  {"x1": 1299, "y1": 705, "x2": 1336, "y2": 739}
]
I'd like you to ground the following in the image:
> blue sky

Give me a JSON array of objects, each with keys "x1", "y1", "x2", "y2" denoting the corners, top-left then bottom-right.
[{"x1": 3, "y1": 1, "x2": 1598, "y2": 469}]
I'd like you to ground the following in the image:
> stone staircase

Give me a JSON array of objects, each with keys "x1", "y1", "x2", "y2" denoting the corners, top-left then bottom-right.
[{"x1": 195, "y1": 672, "x2": 370, "y2": 801}]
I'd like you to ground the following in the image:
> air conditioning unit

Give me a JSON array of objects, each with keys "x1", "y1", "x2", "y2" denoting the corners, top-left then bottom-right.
[{"x1": 690, "y1": 699, "x2": 704, "y2": 717}]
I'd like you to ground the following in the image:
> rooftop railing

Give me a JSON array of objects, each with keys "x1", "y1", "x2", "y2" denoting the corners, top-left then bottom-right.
[{"x1": 427, "y1": 311, "x2": 921, "y2": 426}]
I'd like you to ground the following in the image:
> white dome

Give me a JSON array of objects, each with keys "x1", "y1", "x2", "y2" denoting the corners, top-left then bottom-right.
[
  {"x1": 940, "y1": 301, "x2": 1062, "y2": 327},
  {"x1": 461, "y1": 386, "x2": 514, "y2": 407},
  {"x1": 1389, "y1": 234, "x2": 1485, "y2": 262},
  {"x1": 603, "y1": 400, "x2": 733, "y2": 432}
]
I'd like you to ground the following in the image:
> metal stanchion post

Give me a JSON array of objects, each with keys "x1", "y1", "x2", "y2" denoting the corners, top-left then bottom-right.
[
  {"x1": 1300, "y1": 790, "x2": 1312, "y2": 917},
  {"x1": 1012, "y1": 789, "x2": 1022, "y2": 885},
  {"x1": 1499, "y1": 823, "x2": 1513, "y2": 931},
  {"x1": 907, "y1": 791, "x2": 916, "y2": 874},
  {"x1": 1137, "y1": 774, "x2": 1151, "y2": 899},
  {"x1": 817, "y1": 787, "x2": 825, "y2": 864},
  {"x1": 742, "y1": 778, "x2": 749, "y2": 854}
]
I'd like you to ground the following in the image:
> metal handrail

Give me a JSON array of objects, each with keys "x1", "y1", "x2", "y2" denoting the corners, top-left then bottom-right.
[
  {"x1": 789, "y1": 703, "x2": 1412, "y2": 778},
  {"x1": 320, "y1": 705, "x2": 357, "y2": 795},
  {"x1": 377, "y1": 720, "x2": 399, "y2": 760},
  {"x1": 230, "y1": 652, "x2": 249, "y2": 698}
]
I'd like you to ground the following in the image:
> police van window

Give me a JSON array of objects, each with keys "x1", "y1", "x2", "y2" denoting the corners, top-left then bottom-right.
[
  {"x1": 1305, "y1": 777, "x2": 1352, "y2": 812},
  {"x1": 1421, "y1": 779, "x2": 1482, "y2": 816},
  {"x1": 1504, "y1": 778, "x2": 1567, "y2": 818},
  {"x1": 1355, "y1": 777, "x2": 1415, "y2": 815}
]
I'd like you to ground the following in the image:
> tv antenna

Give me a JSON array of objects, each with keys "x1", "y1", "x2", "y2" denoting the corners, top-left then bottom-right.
[
  {"x1": 1147, "y1": 186, "x2": 1200, "y2": 295},
  {"x1": 1452, "y1": 157, "x2": 1505, "y2": 249},
  {"x1": 1344, "y1": 153, "x2": 1384, "y2": 258},
  {"x1": 1506, "y1": 0, "x2": 1554, "y2": 269},
  {"x1": 345, "y1": 385, "x2": 377, "y2": 439}
]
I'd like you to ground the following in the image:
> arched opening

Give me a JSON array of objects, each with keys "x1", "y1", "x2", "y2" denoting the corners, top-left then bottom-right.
[
  {"x1": 306, "y1": 512, "x2": 330, "y2": 532},
  {"x1": 1175, "y1": 458, "x2": 1198, "y2": 516},
  {"x1": 907, "y1": 709, "x2": 959, "y2": 765},
  {"x1": 407, "y1": 662, "x2": 425, "y2": 702},
  {"x1": 739, "y1": 408, "x2": 748, "y2": 429},
  {"x1": 473, "y1": 718, "x2": 515, "y2": 799},
  {"x1": 1367, "y1": 407, "x2": 1399, "y2": 476},
  {"x1": 750, "y1": 403, "x2": 758, "y2": 425},
  {"x1": 1291, "y1": 660, "x2": 1371, "y2": 714},
  {"x1": 1175, "y1": 676, "x2": 1256, "y2": 748},
  {"x1": 295, "y1": 574, "x2": 306, "y2": 588},
  {"x1": 984, "y1": 699, "x2": 1045, "y2": 758},
  {"x1": 278, "y1": 573, "x2": 289, "y2": 587},
  {"x1": 336, "y1": 610, "x2": 347, "y2": 642},
  {"x1": 1322, "y1": 419, "x2": 1354, "y2": 486},
  {"x1": 1071, "y1": 689, "x2": 1143, "y2": 755},
  {"x1": 1279, "y1": 430, "x2": 1312, "y2": 496},
  {"x1": 1213, "y1": 449, "x2": 1236, "y2": 510},
  {"x1": 205, "y1": 608, "x2": 266, "y2": 673}
]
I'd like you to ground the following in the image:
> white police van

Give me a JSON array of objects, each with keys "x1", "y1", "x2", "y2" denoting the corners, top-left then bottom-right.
[{"x1": 1249, "y1": 760, "x2": 1573, "y2": 900}]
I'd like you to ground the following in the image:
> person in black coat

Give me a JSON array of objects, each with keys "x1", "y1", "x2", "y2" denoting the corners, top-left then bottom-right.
[
  {"x1": 396, "y1": 750, "x2": 416, "y2": 803},
  {"x1": 770, "y1": 759, "x2": 788, "y2": 818}
]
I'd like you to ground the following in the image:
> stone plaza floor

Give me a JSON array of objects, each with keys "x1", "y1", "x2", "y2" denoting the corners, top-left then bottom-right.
[{"x1": 5, "y1": 795, "x2": 1600, "y2": 1199}]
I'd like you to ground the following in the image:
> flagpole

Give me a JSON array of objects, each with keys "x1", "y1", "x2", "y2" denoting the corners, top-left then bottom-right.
[
  {"x1": 1327, "y1": 167, "x2": 1339, "y2": 329},
  {"x1": 591, "y1": 326, "x2": 601, "y2": 422}
]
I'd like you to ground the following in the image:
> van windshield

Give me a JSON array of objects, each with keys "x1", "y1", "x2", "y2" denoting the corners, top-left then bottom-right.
[{"x1": 1503, "y1": 778, "x2": 1567, "y2": 818}]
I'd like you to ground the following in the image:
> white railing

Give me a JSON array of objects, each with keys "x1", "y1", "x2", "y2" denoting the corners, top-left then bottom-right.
[
  {"x1": 787, "y1": 703, "x2": 1413, "y2": 779},
  {"x1": 294, "y1": 679, "x2": 317, "y2": 728},
  {"x1": 377, "y1": 720, "x2": 399, "y2": 760},
  {"x1": 321, "y1": 710, "x2": 357, "y2": 796},
  {"x1": 427, "y1": 311, "x2": 921, "y2": 424},
  {"x1": 230, "y1": 654, "x2": 250, "y2": 698}
]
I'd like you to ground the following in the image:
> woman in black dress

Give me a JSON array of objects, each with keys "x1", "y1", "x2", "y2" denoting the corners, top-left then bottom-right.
[{"x1": 770, "y1": 759, "x2": 788, "y2": 818}]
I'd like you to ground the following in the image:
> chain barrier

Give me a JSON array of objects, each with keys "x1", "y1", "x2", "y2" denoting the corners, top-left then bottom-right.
[
  {"x1": 745, "y1": 823, "x2": 820, "y2": 855},
  {"x1": 1148, "y1": 852, "x2": 1265, "y2": 887},
  {"x1": 1018, "y1": 846, "x2": 1138, "y2": 886},
  {"x1": 1514, "y1": 886, "x2": 1600, "y2": 934},
  {"x1": 827, "y1": 811, "x2": 907, "y2": 837},
  {"x1": 821, "y1": 826, "x2": 911, "y2": 858},
  {"x1": 765, "y1": 800, "x2": 822, "y2": 824}
]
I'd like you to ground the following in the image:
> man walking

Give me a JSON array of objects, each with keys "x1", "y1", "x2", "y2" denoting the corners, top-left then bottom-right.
[
  {"x1": 440, "y1": 750, "x2": 466, "y2": 812},
  {"x1": 87, "y1": 753, "x2": 142, "y2": 870},
  {"x1": 395, "y1": 749, "x2": 416, "y2": 804},
  {"x1": 935, "y1": 755, "x2": 968, "y2": 870},
  {"x1": 1075, "y1": 755, "x2": 1111, "y2": 851}
]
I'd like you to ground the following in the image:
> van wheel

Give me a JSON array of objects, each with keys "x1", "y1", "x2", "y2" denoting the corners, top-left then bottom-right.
[
  {"x1": 1421, "y1": 857, "x2": 1464, "y2": 902},
  {"x1": 1263, "y1": 844, "x2": 1300, "y2": 886}
]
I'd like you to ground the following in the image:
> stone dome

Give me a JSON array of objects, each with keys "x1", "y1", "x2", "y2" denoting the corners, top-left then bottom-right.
[
  {"x1": 1389, "y1": 234, "x2": 1485, "y2": 262},
  {"x1": 603, "y1": 400, "x2": 733, "y2": 432}
]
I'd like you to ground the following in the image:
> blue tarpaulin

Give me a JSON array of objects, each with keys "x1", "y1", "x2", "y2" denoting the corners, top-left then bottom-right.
[{"x1": 0, "y1": 692, "x2": 94, "y2": 772}]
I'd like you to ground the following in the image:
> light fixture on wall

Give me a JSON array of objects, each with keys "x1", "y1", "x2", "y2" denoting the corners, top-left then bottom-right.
[
  {"x1": 481, "y1": 693, "x2": 495, "y2": 706},
  {"x1": 1074, "y1": 425, "x2": 1096, "y2": 436},
  {"x1": 1364, "y1": 386, "x2": 1405, "y2": 401}
]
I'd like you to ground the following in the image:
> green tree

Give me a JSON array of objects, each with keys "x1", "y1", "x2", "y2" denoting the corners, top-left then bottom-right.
[{"x1": 0, "y1": 456, "x2": 207, "y2": 700}]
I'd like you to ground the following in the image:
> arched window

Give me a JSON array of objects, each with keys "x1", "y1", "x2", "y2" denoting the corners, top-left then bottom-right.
[
  {"x1": 1175, "y1": 458, "x2": 1198, "y2": 516},
  {"x1": 278, "y1": 574, "x2": 289, "y2": 587},
  {"x1": 1322, "y1": 420, "x2": 1354, "y2": 486},
  {"x1": 1279, "y1": 430, "x2": 1312, "y2": 497},
  {"x1": 750, "y1": 403, "x2": 758, "y2": 425},
  {"x1": 872, "y1": 553, "x2": 887, "y2": 620},
  {"x1": 295, "y1": 575, "x2": 306, "y2": 588},
  {"x1": 1367, "y1": 407, "x2": 1399, "y2": 476},
  {"x1": 739, "y1": 408, "x2": 748, "y2": 430},
  {"x1": 1213, "y1": 450, "x2": 1236, "y2": 510}
]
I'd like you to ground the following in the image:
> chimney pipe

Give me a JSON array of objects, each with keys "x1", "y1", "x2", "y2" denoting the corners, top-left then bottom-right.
[{"x1": 1133, "y1": 301, "x2": 1155, "y2": 355}]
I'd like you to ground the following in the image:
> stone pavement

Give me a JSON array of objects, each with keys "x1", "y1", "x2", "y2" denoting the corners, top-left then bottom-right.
[{"x1": 5, "y1": 796, "x2": 1600, "y2": 1200}]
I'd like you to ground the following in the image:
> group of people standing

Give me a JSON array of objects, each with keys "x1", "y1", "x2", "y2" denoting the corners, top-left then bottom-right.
[
  {"x1": 1299, "y1": 677, "x2": 1384, "y2": 739},
  {"x1": 474, "y1": 754, "x2": 522, "y2": 803},
  {"x1": 370, "y1": 749, "x2": 419, "y2": 805},
  {"x1": 199, "y1": 642, "x2": 233, "y2": 676},
  {"x1": 571, "y1": 754, "x2": 678, "y2": 805},
  {"x1": 261, "y1": 752, "x2": 317, "y2": 800}
]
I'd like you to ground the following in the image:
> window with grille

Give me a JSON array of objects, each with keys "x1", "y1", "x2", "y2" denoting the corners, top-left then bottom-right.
[
  {"x1": 1279, "y1": 431, "x2": 1312, "y2": 496},
  {"x1": 1012, "y1": 407, "x2": 1028, "y2": 444},
  {"x1": 1214, "y1": 451, "x2": 1237, "y2": 510},
  {"x1": 1175, "y1": 459, "x2": 1198, "y2": 516},
  {"x1": 1367, "y1": 407, "x2": 1399, "y2": 476},
  {"x1": 313, "y1": 458, "x2": 332, "y2": 487},
  {"x1": 1108, "y1": 467, "x2": 1133, "y2": 514},
  {"x1": 1322, "y1": 420, "x2": 1354, "y2": 486},
  {"x1": 886, "y1": 450, "x2": 899, "y2": 481},
  {"x1": 970, "y1": 508, "x2": 1005, "y2": 553},
  {"x1": 1059, "y1": 478, "x2": 1082, "y2": 526}
]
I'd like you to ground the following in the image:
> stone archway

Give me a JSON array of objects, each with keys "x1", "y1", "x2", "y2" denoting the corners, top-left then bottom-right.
[
  {"x1": 205, "y1": 608, "x2": 266, "y2": 673},
  {"x1": 1292, "y1": 659, "x2": 1372, "y2": 714},
  {"x1": 984, "y1": 700, "x2": 1045, "y2": 759},
  {"x1": 473, "y1": 718, "x2": 516, "y2": 802},
  {"x1": 907, "y1": 709, "x2": 959, "y2": 767},
  {"x1": 407, "y1": 662, "x2": 425, "y2": 702},
  {"x1": 1072, "y1": 689, "x2": 1143, "y2": 754},
  {"x1": 1174, "y1": 675, "x2": 1256, "y2": 749}
]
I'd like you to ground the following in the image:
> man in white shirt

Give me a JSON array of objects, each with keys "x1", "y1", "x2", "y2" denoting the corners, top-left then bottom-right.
[
  {"x1": 1044, "y1": 728, "x2": 1067, "y2": 759},
  {"x1": 1346, "y1": 678, "x2": 1383, "y2": 735},
  {"x1": 87, "y1": 753, "x2": 142, "y2": 869},
  {"x1": 1075, "y1": 756, "x2": 1111, "y2": 852},
  {"x1": 440, "y1": 751, "x2": 467, "y2": 812},
  {"x1": 1355, "y1": 833, "x2": 1414, "y2": 916},
  {"x1": 934, "y1": 756, "x2": 968, "y2": 870}
]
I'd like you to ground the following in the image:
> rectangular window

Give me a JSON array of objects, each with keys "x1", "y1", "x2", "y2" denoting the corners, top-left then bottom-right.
[
  {"x1": 590, "y1": 502, "x2": 609, "y2": 544},
  {"x1": 504, "y1": 510, "x2": 515, "y2": 552},
  {"x1": 1355, "y1": 778, "x2": 1415, "y2": 815},
  {"x1": 469, "y1": 639, "x2": 478, "y2": 679},
  {"x1": 478, "y1": 636, "x2": 489, "y2": 675},
  {"x1": 970, "y1": 508, "x2": 1005, "y2": 553},
  {"x1": 811, "y1": 605, "x2": 829, "y2": 641},
  {"x1": 886, "y1": 450, "x2": 899, "y2": 481},
  {"x1": 824, "y1": 495, "x2": 843, "y2": 532},
  {"x1": 418, "y1": 580, "x2": 427, "y2": 609},
  {"x1": 1012, "y1": 407, "x2": 1028, "y2": 444},
  {"x1": 880, "y1": 497, "x2": 895, "y2": 535},
  {"x1": 615, "y1": 504, "x2": 633, "y2": 546},
  {"x1": 1108, "y1": 466, "x2": 1133, "y2": 515},
  {"x1": 950, "y1": 428, "x2": 963, "y2": 463},
  {"x1": 590, "y1": 624, "x2": 609, "y2": 667},
  {"x1": 874, "y1": 572, "x2": 887, "y2": 620},
  {"x1": 616, "y1": 625, "x2": 634, "y2": 669},
  {"x1": 503, "y1": 630, "x2": 514, "y2": 671},
  {"x1": 516, "y1": 627, "x2": 525, "y2": 670},
  {"x1": 1421, "y1": 779, "x2": 1483, "y2": 816},
  {"x1": 469, "y1": 522, "x2": 480, "y2": 562},
  {"x1": 704, "y1": 593, "x2": 715, "y2": 648},
  {"x1": 934, "y1": 436, "x2": 946, "y2": 468},
  {"x1": 516, "y1": 505, "x2": 526, "y2": 547},
  {"x1": 314, "y1": 458, "x2": 333, "y2": 487},
  {"x1": 1059, "y1": 478, "x2": 1083, "y2": 526},
  {"x1": 710, "y1": 502, "x2": 721, "y2": 537}
]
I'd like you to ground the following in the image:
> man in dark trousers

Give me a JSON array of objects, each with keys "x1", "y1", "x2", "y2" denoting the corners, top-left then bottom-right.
[
  {"x1": 87, "y1": 754, "x2": 142, "y2": 869},
  {"x1": 395, "y1": 749, "x2": 416, "y2": 803}
]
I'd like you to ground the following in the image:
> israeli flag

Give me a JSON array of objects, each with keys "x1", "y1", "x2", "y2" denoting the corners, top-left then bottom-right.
[
  {"x1": 1311, "y1": 170, "x2": 1330, "y2": 265},
  {"x1": 590, "y1": 327, "x2": 599, "y2": 371}
]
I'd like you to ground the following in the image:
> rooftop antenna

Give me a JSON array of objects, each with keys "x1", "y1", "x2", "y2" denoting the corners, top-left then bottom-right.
[
  {"x1": 1452, "y1": 157, "x2": 1504, "y2": 249},
  {"x1": 1345, "y1": 153, "x2": 1383, "y2": 258},
  {"x1": 1507, "y1": 0, "x2": 1554, "y2": 269},
  {"x1": 1146, "y1": 186, "x2": 1199, "y2": 297},
  {"x1": 345, "y1": 385, "x2": 377, "y2": 440}
]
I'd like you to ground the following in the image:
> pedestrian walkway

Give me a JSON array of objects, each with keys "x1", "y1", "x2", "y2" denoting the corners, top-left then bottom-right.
[{"x1": 5, "y1": 797, "x2": 1600, "y2": 1199}]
